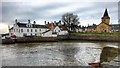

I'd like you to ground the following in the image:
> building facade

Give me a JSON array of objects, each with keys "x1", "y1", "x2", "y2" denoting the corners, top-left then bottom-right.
[
  {"x1": 9, "y1": 19, "x2": 49, "y2": 37},
  {"x1": 110, "y1": 24, "x2": 120, "y2": 32},
  {"x1": 96, "y1": 8, "x2": 111, "y2": 32},
  {"x1": 85, "y1": 24, "x2": 97, "y2": 32}
]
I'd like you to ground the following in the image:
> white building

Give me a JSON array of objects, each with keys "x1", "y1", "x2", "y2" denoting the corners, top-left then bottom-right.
[
  {"x1": 9, "y1": 19, "x2": 50, "y2": 37},
  {"x1": 54, "y1": 26, "x2": 61, "y2": 33},
  {"x1": 54, "y1": 26, "x2": 68, "y2": 35}
]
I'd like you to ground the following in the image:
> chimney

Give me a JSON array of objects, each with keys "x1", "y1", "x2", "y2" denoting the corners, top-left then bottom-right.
[
  {"x1": 54, "y1": 21, "x2": 56, "y2": 23},
  {"x1": 59, "y1": 20, "x2": 61, "y2": 25},
  {"x1": 54, "y1": 21, "x2": 56, "y2": 25},
  {"x1": 15, "y1": 19, "x2": 17, "y2": 23},
  {"x1": 8, "y1": 25, "x2": 10, "y2": 30},
  {"x1": 28, "y1": 20, "x2": 30, "y2": 23},
  {"x1": 48, "y1": 22, "x2": 49, "y2": 24},
  {"x1": 45, "y1": 21, "x2": 47, "y2": 25},
  {"x1": 33, "y1": 21, "x2": 36, "y2": 24}
]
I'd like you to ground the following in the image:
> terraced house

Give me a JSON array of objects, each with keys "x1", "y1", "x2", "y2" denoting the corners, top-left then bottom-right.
[{"x1": 9, "y1": 19, "x2": 50, "y2": 37}]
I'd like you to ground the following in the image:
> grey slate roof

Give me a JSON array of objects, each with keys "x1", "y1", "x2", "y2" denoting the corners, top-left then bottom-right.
[
  {"x1": 87, "y1": 24, "x2": 97, "y2": 29},
  {"x1": 16, "y1": 22, "x2": 47, "y2": 28}
]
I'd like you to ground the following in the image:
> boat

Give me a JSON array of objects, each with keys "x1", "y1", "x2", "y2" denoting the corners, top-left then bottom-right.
[
  {"x1": 88, "y1": 62, "x2": 101, "y2": 67},
  {"x1": 0, "y1": 34, "x2": 16, "y2": 44}
]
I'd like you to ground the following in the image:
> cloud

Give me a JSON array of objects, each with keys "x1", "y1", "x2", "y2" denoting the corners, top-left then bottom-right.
[
  {"x1": 0, "y1": 1, "x2": 119, "y2": 34},
  {"x1": 0, "y1": 23, "x2": 9, "y2": 34},
  {"x1": 2, "y1": 2, "x2": 68, "y2": 24},
  {"x1": 1, "y1": 0, "x2": 120, "y2": 2}
]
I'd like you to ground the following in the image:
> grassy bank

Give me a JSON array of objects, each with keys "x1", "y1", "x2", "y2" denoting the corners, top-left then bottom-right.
[
  {"x1": 66, "y1": 32, "x2": 120, "y2": 42},
  {"x1": 70, "y1": 32, "x2": 120, "y2": 36}
]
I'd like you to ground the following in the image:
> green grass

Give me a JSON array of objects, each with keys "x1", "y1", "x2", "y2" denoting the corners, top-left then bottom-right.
[{"x1": 70, "y1": 32, "x2": 120, "y2": 36}]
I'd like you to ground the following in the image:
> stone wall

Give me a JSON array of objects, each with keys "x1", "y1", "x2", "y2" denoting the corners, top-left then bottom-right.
[
  {"x1": 68, "y1": 34, "x2": 120, "y2": 42},
  {"x1": 16, "y1": 37, "x2": 59, "y2": 43}
]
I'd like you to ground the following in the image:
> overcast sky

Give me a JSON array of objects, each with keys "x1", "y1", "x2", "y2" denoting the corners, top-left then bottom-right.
[{"x1": 0, "y1": 0, "x2": 119, "y2": 34}]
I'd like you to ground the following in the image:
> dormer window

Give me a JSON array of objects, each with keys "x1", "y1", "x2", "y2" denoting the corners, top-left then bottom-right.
[
  {"x1": 26, "y1": 24, "x2": 32, "y2": 28},
  {"x1": 30, "y1": 25, "x2": 32, "y2": 28}
]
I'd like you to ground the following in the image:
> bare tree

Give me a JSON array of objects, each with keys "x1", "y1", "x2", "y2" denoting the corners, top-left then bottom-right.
[{"x1": 62, "y1": 13, "x2": 80, "y2": 32}]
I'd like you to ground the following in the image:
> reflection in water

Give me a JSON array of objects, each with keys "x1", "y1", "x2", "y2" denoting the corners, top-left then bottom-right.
[
  {"x1": 58, "y1": 43, "x2": 80, "y2": 66},
  {"x1": 1, "y1": 42, "x2": 119, "y2": 66},
  {"x1": 74, "y1": 43, "x2": 102, "y2": 66}
]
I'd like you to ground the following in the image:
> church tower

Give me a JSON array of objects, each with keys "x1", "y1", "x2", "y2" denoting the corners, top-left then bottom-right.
[{"x1": 101, "y1": 8, "x2": 110, "y2": 25}]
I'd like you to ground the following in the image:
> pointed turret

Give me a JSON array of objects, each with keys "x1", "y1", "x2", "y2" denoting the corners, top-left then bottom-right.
[
  {"x1": 103, "y1": 8, "x2": 109, "y2": 17},
  {"x1": 101, "y1": 8, "x2": 110, "y2": 25}
]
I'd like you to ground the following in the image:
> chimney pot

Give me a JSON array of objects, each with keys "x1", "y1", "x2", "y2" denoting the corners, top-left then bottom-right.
[
  {"x1": 15, "y1": 19, "x2": 17, "y2": 23},
  {"x1": 28, "y1": 20, "x2": 30, "y2": 23},
  {"x1": 33, "y1": 21, "x2": 36, "y2": 24}
]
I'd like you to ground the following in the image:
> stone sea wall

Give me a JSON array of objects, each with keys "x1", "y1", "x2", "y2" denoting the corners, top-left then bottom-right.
[
  {"x1": 16, "y1": 34, "x2": 120, "y2": 43},
  {"x1": 59, "y1": 34, "x2": 120, "y2": 42},
  {"x1": 16, "y1": 37, "x2": 59, "y2": 43}
]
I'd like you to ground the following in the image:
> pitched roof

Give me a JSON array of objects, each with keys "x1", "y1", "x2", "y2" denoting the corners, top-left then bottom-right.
[
  {"x1": 17, "y1": 22, "x2": 26, "y2": 27},
  {"x1": 42, "y1": 30, "x2": 50, "y2": 34},
  {"x1": 87, "y1": 24, "x2": 97, "y2": 29},
  {"x1": 98, "y1": 22, "x2": 110, "y2": 26},
  {"x1": 16, "y1": 22, "x2": 47, "y2": 28},
  {"x1": 9, "y1": 27, "x2": 13, "y2": 30}
]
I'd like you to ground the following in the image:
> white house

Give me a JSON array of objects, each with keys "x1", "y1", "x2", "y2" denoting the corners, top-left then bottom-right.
[
  {"x1": 54, "y1": 26, "x2": 61, "y2": 33},
  {"x1": 9, "y1": 19, "x2": 50, "y2": 37},
  {"x1": 54, "y1": 26, "x2": 68, "y2": 35},
  {"x1": 42, "y1": 30, "x2": 57, "y2": 37}
]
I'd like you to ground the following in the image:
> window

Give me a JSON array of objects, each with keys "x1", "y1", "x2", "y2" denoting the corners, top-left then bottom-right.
[
  {"x1": 19, "y1": 29, "x2": 20, "y2": 33},
  {"x1": 16, "y1": 29, "x2": 18, "y2": 32},
  {"x1": 23, "y1": 33, "x2": 27, "y2": 37},
  {"x1": 14, "y1": 29, "x2": 15, "y2": 32},
  {"x1": 39, "y1": 29, "x2": 41, "y2": 31},
  {"x1": 30, "y1": 25, "x2": 32, "y2": 28},
  {"x1": 35, "y1": 29, "x2": 37, "y2": 32},
  {"x1": 27, "y1": 29, "x2": 29, "y2": 32},
  {"x1": 31, "y1": 29, "x2": 32, "y2": 32},
  {"x1": 21, "y1": 29, "x2": 23, "y2": 32}
]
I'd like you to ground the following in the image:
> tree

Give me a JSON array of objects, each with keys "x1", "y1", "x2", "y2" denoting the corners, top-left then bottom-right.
[{"x1": 62, "y1": 13, "x2": 80, "y2": 32}]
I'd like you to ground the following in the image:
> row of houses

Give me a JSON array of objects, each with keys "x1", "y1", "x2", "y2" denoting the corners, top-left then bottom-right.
[
  {"x1": 84, "y1": 24, "x2": 120, "y2": 32},
  {"x1": 8, "y1": 19, "x2": 68, "y2": 37},
  {"x1": 1, "y1": 8, "x2": 119, "y2": 38}
]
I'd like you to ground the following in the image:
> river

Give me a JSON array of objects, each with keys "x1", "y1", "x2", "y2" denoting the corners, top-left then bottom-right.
[{"x1": 0, "y1": 41, "x2": 119, "y2": 66}]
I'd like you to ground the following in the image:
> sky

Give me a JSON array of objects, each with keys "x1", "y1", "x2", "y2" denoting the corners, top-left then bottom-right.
[{"x1": 0, "y1": 0, "x2": 119, "y2": 34}]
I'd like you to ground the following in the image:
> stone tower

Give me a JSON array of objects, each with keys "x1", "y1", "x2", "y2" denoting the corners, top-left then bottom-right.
[{"x1": 101, "y1": 8, "x2": 110, "y2": 25}]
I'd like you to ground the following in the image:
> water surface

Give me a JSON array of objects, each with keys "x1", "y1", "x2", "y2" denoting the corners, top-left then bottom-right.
[{"x1": 1, "y1": 41, "x2": 119, "y2": 66}]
